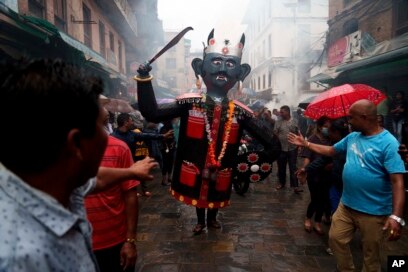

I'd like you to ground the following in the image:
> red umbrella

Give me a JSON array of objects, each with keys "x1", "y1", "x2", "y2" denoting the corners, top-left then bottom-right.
[{"x1": 304, "y1": 84, "x2": 386, "y2": 120}]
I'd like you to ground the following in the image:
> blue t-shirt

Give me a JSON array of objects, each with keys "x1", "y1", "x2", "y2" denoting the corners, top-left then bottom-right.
[{"x1": 333, "y1": 130, "x2": 405, "y2": 215}]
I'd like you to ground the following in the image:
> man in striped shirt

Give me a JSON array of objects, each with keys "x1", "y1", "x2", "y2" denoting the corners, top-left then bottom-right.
[{"x1": 85, "y1": 109, "x2": 140, "y2": 272}]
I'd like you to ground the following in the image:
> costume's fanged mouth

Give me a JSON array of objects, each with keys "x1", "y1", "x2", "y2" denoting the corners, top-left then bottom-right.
[{"x1": 216, "y1": 75, "x2": 227, "y2": 81}]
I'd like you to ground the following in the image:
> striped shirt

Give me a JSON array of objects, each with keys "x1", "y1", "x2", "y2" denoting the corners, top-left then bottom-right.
[{"x1": 85, "y1": 136, "x2": 139, "y2": 250}]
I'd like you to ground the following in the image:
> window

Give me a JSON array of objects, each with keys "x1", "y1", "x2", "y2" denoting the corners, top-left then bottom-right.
[
  {"x1": 298, "y1": 0, "x2": 311, "y2": 13},
  {"x1": 262, "y1": 40, "x2": 266, "y2": 60},
  {"x1": 118, "y1": 40, "x2": 123, "y2": 73},
  {"x1": 263, "y1": 74, "x2": 266, "y2": 89},
  {"x1": 395, "y1": 0, "x2": 408, "y2": 36},
  {"x1": 54, "y1": 0, "x2": 66, "y2": 31},
  {"x1": 109, "y1": 32, "x2": 114, "y2": 51},
  {"x1": 166, "y1": 58, "x2": 176, "y2": 69},
  {"x1": 343, "y1": 19, "x2": 359, "y2": 36},
  {"x1": 83, "y1": 3, "x2": 92, "y2": 48},
  {"x1": 258, "y1": 77, "x2": 261, "y2": 90},
  {"x1": 28, "y1": 0, "x2": 45, "y2": 18},
  {"x1": 99, "y1": 21, "x2": 106, "y2": 58},
  {"x1": 268, "y1": 34, "x2": 272, "y2": 57},
  {"x1": 268, "y1": 72, "x2": 272, "y2": 87}
]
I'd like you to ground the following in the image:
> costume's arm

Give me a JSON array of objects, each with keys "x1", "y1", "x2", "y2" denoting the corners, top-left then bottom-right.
[
  {"x1": 241, "y1": 117, "x2": 281, "y2": 161},
  {"x1": 135, "y1": 62, "x2": 187, "y2": 122},
  {"x1": 136, "y1": 80, "x2": 185, "y2": 122},
  {"x1": 120, "y1": 187, "x2": 138, "y2": 269}
]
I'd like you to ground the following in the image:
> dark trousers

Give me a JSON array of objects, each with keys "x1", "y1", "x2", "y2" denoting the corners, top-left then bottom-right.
[
  {"x1": 196, "y1": 208, "x2": 218, "y2": 225},
  {"x1": 306, "y1": 176, "x2": 331, "y2": 222},
  {"x1": 94, "y1": 242, "x2": 133, "y2": 272},
  {"x1": 277, "y1": 148, "x2": 298, "y2": 187}
]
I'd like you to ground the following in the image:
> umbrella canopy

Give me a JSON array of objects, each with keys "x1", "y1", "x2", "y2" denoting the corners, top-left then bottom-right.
[
  {"x1": 298, "y1": 95, "x2": 317, "y2": 109},
  {"x1": 99, "y1": 95, "x2": 134, "y2": 113},
  {"x1": 304, "y1": 84, "x2": 386, "y2": 120}
]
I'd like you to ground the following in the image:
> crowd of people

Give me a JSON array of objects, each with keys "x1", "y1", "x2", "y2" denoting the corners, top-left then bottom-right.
[{"x1": 0, "y1": 33, "x2": 406, "y2": 272}]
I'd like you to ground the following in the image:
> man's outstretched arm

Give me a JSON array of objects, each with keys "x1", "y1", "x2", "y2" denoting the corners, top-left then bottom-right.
[
  {"x1": 288, "y1": 132, "x2": 336, "y2": 157},
  {"x1": 94, "y1": 157, "x2": 158, "y2": 192}
]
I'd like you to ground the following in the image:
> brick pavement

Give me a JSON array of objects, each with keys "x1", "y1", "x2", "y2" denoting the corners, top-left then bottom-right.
[{"x1": 134, "y1": 169, "x2": 408, "y2": 272}]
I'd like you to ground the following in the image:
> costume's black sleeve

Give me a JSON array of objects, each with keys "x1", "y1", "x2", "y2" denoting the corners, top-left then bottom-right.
[
  {"x1": 240, "y1": 116, "x2": 281, "y2": 162},
  {"x1": 305, "y1": 156, "x2": 331, "y2": 174},
  {"x1": 137, "y1": 80, "x2": 187, "y2": 122}
]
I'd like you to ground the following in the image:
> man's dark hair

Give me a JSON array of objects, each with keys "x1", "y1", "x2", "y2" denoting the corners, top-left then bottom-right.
[
  {"x1": 330, "y1": 118, "x2": 349, "y2": 138},
  {"x1": 117, "y1": 113, "x2": 131, "y2": 127},
  {"x1": 280, "y1": 105, "x2": 290, "y2": 113},
  {"x1": 0, "y1": 59, "x2": 103, "y2": 173},
  {"x1": 316, "y1": 116, "x2": 330, "y2": 127}
]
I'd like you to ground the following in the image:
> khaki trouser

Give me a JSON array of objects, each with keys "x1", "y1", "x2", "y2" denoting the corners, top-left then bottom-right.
[{"x1": 329, "y1": 203, "x2": 387, "y2": 272}]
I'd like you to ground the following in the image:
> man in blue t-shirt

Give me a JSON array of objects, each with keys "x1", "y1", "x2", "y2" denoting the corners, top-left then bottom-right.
[{"x1": 288, "y1": 99, "x2": 405, "y2": 272}]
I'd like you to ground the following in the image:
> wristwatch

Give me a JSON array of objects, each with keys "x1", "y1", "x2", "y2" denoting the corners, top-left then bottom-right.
[
  {"x1": 389, "y1": 214, "x2": 406, "y2": 227},
  {"x1": 125, "y1": 238, "x2": 137, "y2": 246}
]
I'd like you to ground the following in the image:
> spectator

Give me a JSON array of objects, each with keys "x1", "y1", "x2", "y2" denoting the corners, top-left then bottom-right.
[
  {"x1": 390, "y1": 91, "x2": 407, "y2": 142},
  {"x1": 274, "y1": 105, "x2": 301, "y2": 193},
  {"x1": 160, "y1": 120, "x2": 177, "y2": 186},
  {"x1": 296, "y1": 108, "x2": 308, "y2": 137},
  {"x1": 0, "y1": 58, "x2": 157, "y2": 272},
  {"x1": 299, "y1": 116, "x2": 331, "y2": 235},
  {"x1": 144, "y1": 122, "x2": 164, "y2": 170},
  {"x1": 112, "y1": 113, "x2": 173, "y2": 196},
  {"x1": 272, "y1": 108, "x2": 280, "y2": 121},
  {"x1": 85, "y1": 108, "x2": 139, "y2": 272},
  {"x1": 288, "y1": 99, "x2": 405, "y2": 272}
]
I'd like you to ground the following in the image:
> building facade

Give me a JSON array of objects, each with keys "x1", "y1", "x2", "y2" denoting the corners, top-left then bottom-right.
[
  {"x1": 155, "y1": 30, "x2": 192, "y2": 96},
  {"x1": 1, "y1": 0, "x2": 163, "y2": 102},
  {"x1": 314, "y1": 0, "x2": 408, "y2": 103},
  {"x1": 242, "y1": 0, "x2": 328, "y2": 109}
]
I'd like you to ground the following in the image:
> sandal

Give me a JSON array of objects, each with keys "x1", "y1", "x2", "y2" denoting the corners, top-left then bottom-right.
[
  {"x1": 275, "y1": 184, "x2": 284, "y2": 190},
  {"x1": 192, "y1": 224, "x2": 206, "y2": 234}
]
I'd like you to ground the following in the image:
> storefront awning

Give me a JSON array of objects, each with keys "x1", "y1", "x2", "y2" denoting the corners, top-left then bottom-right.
[
  {"x1": 0, "y1": 3, "x2": 126, "y2": 78},
  {"x1": 308, "y1": 35, "x2": 408, "y2": 85}
]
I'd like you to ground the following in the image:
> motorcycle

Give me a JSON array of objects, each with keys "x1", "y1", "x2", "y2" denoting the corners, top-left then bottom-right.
[{"x1": 232, "y1": 136, "x2": 273, "y2": 195}]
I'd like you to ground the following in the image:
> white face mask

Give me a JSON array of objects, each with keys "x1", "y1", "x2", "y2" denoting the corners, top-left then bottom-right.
[
  {"x1": 104, "y1": 124, "x2": 111, "y2": 135},
  {"x1": 322, "y1": 127, "x2": 329, "y2": 137}
]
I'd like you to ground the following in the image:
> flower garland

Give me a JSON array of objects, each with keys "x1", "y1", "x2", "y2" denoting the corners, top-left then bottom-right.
[{"x1": 203, "y1": 101, "x2": 235, "y2": 168}]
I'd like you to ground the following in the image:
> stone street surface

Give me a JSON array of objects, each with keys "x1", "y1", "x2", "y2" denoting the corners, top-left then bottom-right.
[{"x1": 134, "y1": 168, "x2": 408, "y2": 272}]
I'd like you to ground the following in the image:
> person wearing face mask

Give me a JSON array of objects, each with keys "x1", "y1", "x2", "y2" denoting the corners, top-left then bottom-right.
[{"x1": 298, "y1": 116, "x2": 332, "y2": 235}]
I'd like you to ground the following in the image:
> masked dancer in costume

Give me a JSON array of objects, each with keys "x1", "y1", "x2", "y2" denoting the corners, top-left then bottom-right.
[{"x1": 135, "y1": 29, "x2": 281, "y2": 234}]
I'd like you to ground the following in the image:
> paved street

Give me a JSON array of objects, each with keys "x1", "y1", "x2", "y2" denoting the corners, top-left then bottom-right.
[{"x1": 134, "y1": 169, "x2": 408, "y2": 272}]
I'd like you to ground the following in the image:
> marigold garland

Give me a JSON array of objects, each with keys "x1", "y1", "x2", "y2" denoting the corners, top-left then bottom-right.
[{"x1": 203, "y1": 101, "x2": 235, "y2": 168}]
